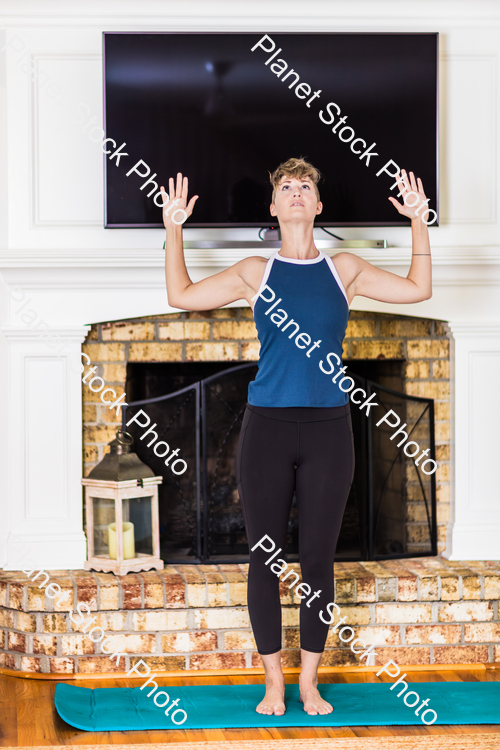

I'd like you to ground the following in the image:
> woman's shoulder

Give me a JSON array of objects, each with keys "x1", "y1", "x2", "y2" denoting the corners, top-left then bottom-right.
[
  {"x1": 235, "y1": 255, "x2": 270, "y2": 277},
  {"x1": 330, "y1": 251, "x2": 358, "y2": 268},
  {"x1": 328, "y1": 252, "x2": 364, "y2": 302},
  {"x1": 233, "y1": 255, "x2": 271, "y2": 295},
  {"x1": 330, "y1": 251, "x2": 363, "y2": 278},
  {"x1": 239, "y1": 255, "x2": 270, "y2": 268}
]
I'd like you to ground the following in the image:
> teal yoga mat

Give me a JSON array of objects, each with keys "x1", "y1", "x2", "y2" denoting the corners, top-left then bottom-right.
[{"x1": 55, "y1": 681, "x2": 500, "y2": 730}]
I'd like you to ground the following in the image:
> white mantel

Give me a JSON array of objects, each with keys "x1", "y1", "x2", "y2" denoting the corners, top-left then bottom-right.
[{"x1": 1, "y1": 0, "x2": 500, "y2": 567}]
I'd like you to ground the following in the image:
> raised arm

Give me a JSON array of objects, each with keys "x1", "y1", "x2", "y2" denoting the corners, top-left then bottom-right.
[
  {"x1": 162, "y1": 173, "x2": 266, "y2": 311},
  {"x1": 334, "y1": 170, "x2": 432, "y2": 305}
]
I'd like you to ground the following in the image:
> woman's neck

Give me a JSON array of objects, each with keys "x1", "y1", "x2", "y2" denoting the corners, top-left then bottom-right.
[{"x1": 277, "y1": 222, "x2": 319, "y2": 259}]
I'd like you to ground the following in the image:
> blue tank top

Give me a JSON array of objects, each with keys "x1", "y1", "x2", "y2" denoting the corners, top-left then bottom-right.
[{"x1": 248, "y1": 250, "x2": 350, "y2": 407}]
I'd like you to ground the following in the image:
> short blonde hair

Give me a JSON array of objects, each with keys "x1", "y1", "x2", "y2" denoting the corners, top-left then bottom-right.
[{"x1": 269, "y1": 157, "x2": 322, "y2": 203}]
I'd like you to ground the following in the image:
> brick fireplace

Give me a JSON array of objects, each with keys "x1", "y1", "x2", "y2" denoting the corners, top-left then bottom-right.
[
  {"x1": 82, "y1": 306, "x2": 451, "y2": 555},
  {"x1": 1, "y1": 304, "x2": 477, "y2": 677}
]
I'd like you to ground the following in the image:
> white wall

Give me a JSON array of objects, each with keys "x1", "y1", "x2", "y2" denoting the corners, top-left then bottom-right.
[{"x1": 0, "y1": 0, "x2": 499, "y2": 566}]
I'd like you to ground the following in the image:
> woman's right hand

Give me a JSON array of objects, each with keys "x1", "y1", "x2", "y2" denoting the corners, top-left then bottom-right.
[{"x1": 160, "y1": 172, "x2": 199, "y2": 230}]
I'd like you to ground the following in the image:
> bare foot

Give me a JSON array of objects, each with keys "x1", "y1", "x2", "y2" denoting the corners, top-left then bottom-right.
[
  {"x1": 299, "y1": 683, "x2": 334, "y2": 715},
  {"x1": 256, "y1": 681, "x2": 286, "y2": 716}
]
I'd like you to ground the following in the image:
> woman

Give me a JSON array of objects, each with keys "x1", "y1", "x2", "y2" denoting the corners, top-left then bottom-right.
[{"x1": 161, "y1": 158, "x2": 432, "y2": 718}]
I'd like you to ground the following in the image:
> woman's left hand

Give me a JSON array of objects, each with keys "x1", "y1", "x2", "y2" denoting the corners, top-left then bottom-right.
[{"x1": 388, "y1": 169, "x2": 427, "y2": 220}]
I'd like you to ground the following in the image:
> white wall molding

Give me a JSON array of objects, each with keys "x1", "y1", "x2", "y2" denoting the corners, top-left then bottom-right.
[
  {"x1": 446, "y1": 322, "x2": 500, "y2": 560},
  {"x1": 2, "y1": 252, "x2": 500, "y2": 327},
  {"x1": 440, "y1": 54, "x2": 498, "y2": 225},
  {"x1": 5, "y1": 533, "x2": 89, "y2": 572},
  {"x1": 32, "y1": 52, "x2": 103, "y2": 228},
  {"x1": 1, "y1": 326, "x2": 92, "y2": 341},
  {"x1": 448, "y1": 321, "x2": 500, "y2": 336},
  {"x1": 0, "y1": 326, "x2": 89, "y2": 570},
  {"x1": 1, "y1": 245, "x2": 500, "y2": 267},
  {"x1": 2, "y1": 0, "x2": 500, "y2": 28}
]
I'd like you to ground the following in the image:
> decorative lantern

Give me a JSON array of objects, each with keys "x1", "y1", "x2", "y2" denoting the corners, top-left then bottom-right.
[{"x1": 83, "y1": 430, "x2": 163, "y2": 575}]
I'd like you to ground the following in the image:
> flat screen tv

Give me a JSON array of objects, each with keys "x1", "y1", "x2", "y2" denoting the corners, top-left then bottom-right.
[{"x1": 103, "y1": 32, "x2": 438, "y2": 228}]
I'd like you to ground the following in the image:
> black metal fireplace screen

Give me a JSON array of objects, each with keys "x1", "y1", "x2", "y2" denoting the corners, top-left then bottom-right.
[{"x1": 121, "y1": 363, "x2": 437, "y2": 563}]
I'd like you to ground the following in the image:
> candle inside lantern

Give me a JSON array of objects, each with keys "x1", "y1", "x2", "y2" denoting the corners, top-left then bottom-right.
[{"x1": 108, "y1": 522, "x2": 135, "y2": 559}]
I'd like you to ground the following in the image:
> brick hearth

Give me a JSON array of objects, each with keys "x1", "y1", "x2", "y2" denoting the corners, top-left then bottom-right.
[{"x1": 1, "y1": 557, "x2": 499, "y2": 675}]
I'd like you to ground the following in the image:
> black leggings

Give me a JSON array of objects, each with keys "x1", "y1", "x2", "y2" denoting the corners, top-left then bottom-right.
[{"x1": 236, "y1": 403, "x2": 355, "y2": 655}]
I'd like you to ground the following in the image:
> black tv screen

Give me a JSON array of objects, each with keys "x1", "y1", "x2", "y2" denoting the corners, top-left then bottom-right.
[{"x1": 103, "y1": 32, "x2": 438, "y2": 228}]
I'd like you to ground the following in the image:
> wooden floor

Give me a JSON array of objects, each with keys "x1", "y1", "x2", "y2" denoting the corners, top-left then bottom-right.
[{"x1": 1, "y1": 669, "x2": 500, "y2": 747}]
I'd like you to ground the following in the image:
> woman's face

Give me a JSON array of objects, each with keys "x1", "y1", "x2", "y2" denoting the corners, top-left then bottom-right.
[{"x1": 270, "y1": 176, "x2": 323, "y2": 224}]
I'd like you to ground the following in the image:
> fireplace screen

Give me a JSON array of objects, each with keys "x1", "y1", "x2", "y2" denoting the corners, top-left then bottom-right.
[{"x1": 122, "y1": 362, "x2": 436, "y2": 563}]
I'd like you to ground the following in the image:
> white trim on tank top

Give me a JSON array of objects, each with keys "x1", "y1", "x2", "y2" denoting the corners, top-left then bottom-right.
[
  {"x1": 324, "y1": 253, "x2": 350, "y2": 306},
  {"x1": 251, "y1": 255, "x2": 276, "y2": 308},
  {"x1": 274, "y1": 250, "x2": 323, "y2": 264}
]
